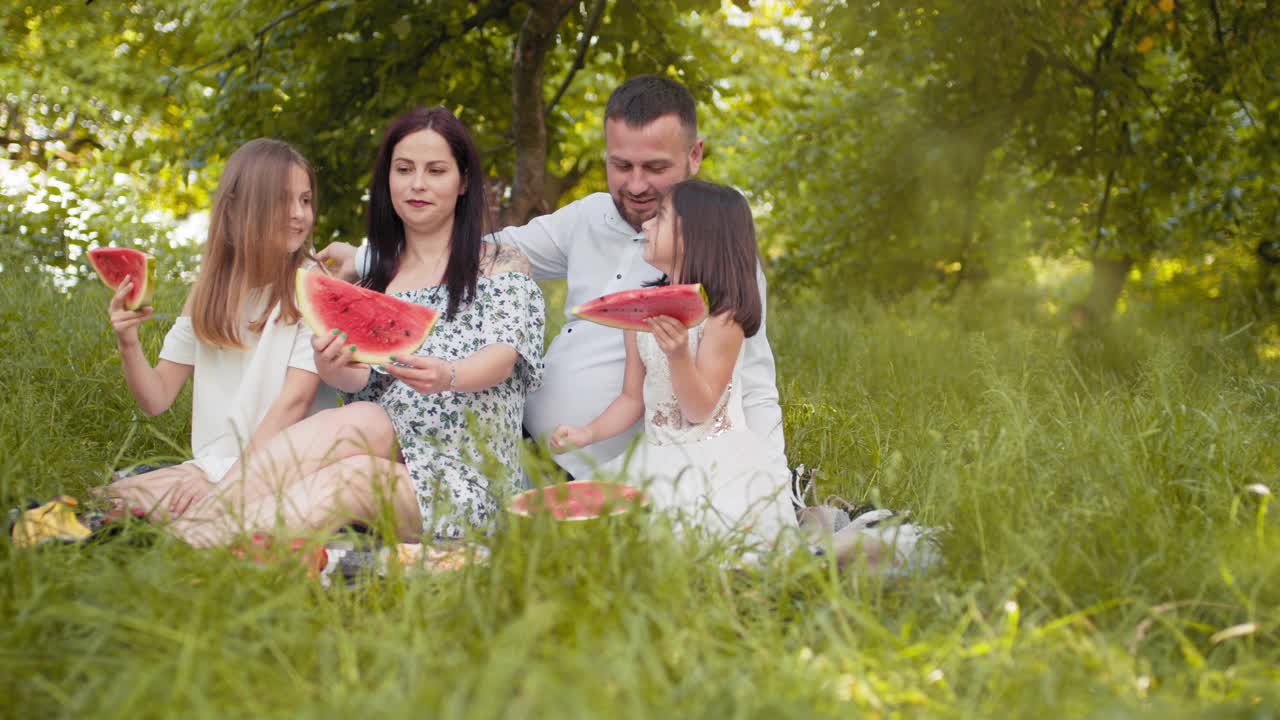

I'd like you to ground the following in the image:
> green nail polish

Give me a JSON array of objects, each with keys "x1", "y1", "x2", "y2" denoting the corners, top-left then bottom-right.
[
  {"x1": 349, "y1": 344, "x2": 357, "y2": 352},
  {"x1": 388, "y1": 355, "x2": 396, "y2": 362},
  {"x1": 341, "y1": 332, "x2": 348, "y2": 339},
  {"x1": 331, "y1": 329, "x2": 340, "y2": 335}
]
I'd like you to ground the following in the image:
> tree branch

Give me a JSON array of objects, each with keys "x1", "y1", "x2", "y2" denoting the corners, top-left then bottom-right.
[
  {"x1": 410, "y1": 0, "x2": 521, "y2": 70},
  {"x1": 1035, "y1": 48, "x2": 1099, "y2": 89},
  {"x1": 171, "y1": 0, "x2": 331, "y2": 92},
  {"x1": 1086, "y1": 2, "x2": 1129, "y2": 168},
  {"x1": 1208, "y1": 0, "x2": 1226, "y2": 47},
  {"x1": 1090, "y1": 165, "x2": 1117, "y2": 257},
  {"x1": 1094, "y1": 0, "x2": 1129, "y2": 72},
  {"x1": 545, "y1": 0, "x2": 609, "y2": 119}
]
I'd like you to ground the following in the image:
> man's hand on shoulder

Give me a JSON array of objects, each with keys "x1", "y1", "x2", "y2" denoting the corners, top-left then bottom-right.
[{"x1": 317, "y1": 242, "x2": 359, "y2": 282}]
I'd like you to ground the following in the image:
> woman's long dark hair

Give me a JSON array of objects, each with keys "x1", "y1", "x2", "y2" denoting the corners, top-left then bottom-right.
[
  {"x1": 363, "y1": 106, "x2": 488, "y2": 320},
  {"x1": 667, "y1": 179, "x2": 762, "y2": 337}
]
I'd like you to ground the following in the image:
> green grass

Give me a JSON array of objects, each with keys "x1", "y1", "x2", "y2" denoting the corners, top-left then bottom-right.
[{"x1": 2, "y1": 273, "x2": 1278, "y2": 718}]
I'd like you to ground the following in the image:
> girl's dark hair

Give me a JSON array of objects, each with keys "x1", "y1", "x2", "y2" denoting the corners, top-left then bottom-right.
[
  {"x1": 667, "y1": 179, "x2": 762, "y2": 337},
  {"x1": 363, "y1": 106, "x2": 488, "y2": 319}
]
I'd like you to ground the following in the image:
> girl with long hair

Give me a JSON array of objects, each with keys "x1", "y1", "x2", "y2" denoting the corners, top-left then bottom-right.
[{"x1": 102, "y1": 138, "x2": 326, "y2": 518}]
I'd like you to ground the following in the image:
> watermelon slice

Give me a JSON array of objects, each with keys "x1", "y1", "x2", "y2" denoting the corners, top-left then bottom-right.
[
  {"x1": 571, "y1": 283, "x2": 709, "y2": 332},
  {"x1": 509, "y1": 480, "x2": 649, "y2": 521},
  {"x1": 87, "y1": 247, "x2": 156, "y2": 310},
  {"x1": 295, "y1": 269, "x2": 439, "y2": 364}
]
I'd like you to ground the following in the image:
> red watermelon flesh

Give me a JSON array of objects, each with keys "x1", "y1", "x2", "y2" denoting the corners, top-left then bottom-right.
[
  {"x1": 571, "y1": 283, "x2": 709, "y2": 332},
  {"x1": 87, "y1": 247, "x2": 155, "y2": 310},
  {"x1": 509, "y1": 480, "x2": 648, "y2": 521},
  {"x1": 295, "y1": 269, "x2": 439, "y2": 364}
]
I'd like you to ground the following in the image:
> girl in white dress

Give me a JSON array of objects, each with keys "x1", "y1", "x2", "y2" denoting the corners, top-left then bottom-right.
[
  {"x1": 551, "y1": 180, "x2": 796, "y2": 550},
  {"x1": 100, "y1": 139, "x2": 326, "y2": 519}
]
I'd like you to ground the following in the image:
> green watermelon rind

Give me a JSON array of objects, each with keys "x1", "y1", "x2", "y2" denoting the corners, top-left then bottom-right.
[
  {"x1": 295, "y1": 269, "x2": 439, "y2": 365},
  {"x1": 87, "y1": 248, "x2": 156, "y2": 311},
  {"x1": 507, "y1": 480, "x2": 650, "y2": 522},
  {"x1": 569, "y1": 283, "x2": 710, "y2": 332}
]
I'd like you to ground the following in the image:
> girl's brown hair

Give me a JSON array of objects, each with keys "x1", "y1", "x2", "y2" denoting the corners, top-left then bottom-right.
[
  {"x1": 191, "y1": 138, "x2": 316, "y2": 348},
  {"x1": 668, "y1": 179, "x2": 762, "y2": 337}
]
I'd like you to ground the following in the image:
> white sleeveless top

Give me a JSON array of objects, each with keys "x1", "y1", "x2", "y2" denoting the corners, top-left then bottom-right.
[{"x1": 637, "y1": 322, "x2": 747, "y2": 447}]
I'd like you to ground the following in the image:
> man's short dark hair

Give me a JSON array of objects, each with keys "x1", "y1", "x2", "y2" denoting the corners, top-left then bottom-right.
[{"x1": 604, "y1": 75, "x2": 698, "y2": 139}]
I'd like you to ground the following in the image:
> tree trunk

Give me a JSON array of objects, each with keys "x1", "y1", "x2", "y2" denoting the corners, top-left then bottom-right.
[
  {"x1": 503, "y1": 0, "x2": 577, "y2": 227},
  {"x1": 1072, "y1": 256, "x2": 1133, "y2": 330}
]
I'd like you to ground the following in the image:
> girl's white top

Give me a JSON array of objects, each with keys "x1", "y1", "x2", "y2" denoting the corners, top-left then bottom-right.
[{"x1": 158, "y1": 291, "x2": 329, "y2": 483}]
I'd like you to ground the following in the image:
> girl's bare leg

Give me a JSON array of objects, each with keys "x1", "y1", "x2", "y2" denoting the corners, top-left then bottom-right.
[
  {"x1": 94, "y1": 464, "x2": 209, "y2": 521},
  {"x1": 184, "y1": 401, "x2": 398, "y2": 522},
  {"x1": 172, "y1": 455, "x2": 421, "y2": 547}
]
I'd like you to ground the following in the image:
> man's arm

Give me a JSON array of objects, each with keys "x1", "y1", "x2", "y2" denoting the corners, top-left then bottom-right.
[
  {"x1": 488, "y1": 201, "x2": 588, "y2": 281},
  {"x1": 741, "y1": 265, "x2": 787, "y2": 466},
  {"x1": 333, "y1": 196, "x2": 594, "y2": 283}
]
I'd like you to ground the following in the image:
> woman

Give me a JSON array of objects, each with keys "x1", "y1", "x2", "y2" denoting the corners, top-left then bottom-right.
[{"x1": 170, "y1": 107, "x2": 544, "y2": 547}]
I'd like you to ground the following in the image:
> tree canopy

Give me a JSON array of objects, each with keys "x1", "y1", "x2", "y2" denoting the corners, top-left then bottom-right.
[{"x1": 5, "y1": 0, "x2": 1278, "y2": 319}]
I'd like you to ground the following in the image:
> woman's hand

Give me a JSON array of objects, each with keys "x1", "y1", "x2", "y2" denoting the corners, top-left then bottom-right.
[
  {"x1": 312, "y1": 330, "x2": 362, "y2": 375},
  {"x1": 645, "y1": 315, "x2": 690, "y2": 358},
  {"x1": 169, "y1": 474, "x2": 215, "y2": 517},
  {"x1": 550, "y1": 425, "x2": 594, "y2": 453},
  {"x1": 384, "y1": 354, "x2": 453, "y2": 395},
  {"x1": 109, "y1": 277, "x2": 154, "y2": 348},
  {"x1": 311, "y1": 330, "x2": 372, "y2": 392}
]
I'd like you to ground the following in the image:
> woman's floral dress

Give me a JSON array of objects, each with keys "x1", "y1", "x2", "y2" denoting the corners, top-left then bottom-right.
[{"x1": 345, "y1": 246, "x2": 544, "y2": 539}]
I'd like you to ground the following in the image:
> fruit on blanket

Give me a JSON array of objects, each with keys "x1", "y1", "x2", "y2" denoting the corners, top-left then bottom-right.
[
  {"x1": 295, "y1": 269, "x2": 439, "y2": 364},
  {"x1": 508, "y1": 480, "x2": 648, "y2": 521},
  {"x1": 571, "y1": 283, "x2": 709, "y2": 331},
  {"x1": 87, "y1": 247, "x2": 156, "y2": 310},
  {"x1": 231, "y1": 533, "x2": 328, "y2": 577}
]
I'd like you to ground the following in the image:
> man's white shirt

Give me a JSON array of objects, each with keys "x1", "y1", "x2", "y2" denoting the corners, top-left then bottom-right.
[{"x1": 355, "y1": 191, "x2": 786, "y2": 478}]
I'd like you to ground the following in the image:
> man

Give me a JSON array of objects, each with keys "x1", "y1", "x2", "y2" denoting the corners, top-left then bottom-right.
[{"x1": 323, "y1": 75, "x2": 785, "y2": 479}]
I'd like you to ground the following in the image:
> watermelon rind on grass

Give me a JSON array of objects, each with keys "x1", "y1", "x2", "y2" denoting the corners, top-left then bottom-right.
[
  {"x1": 87, "y1": 247, "x2": 156, "y2": 311},
  {"x1": 295, "y1": 269, "x2": 440, "y2": 365},
  {"x1": 571, "y1": 284, "x2": 710, "y2": 332}
]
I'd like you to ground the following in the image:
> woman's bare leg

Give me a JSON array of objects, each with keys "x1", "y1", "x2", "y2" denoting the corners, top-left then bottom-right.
[{"x1": 172, "y1": 455, "x2": 421, "y2": 547}]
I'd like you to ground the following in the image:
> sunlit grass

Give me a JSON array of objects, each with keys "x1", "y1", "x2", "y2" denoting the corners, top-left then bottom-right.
[{"x1": 2, "y1": 273, "x2": 1279, "y2": 717}]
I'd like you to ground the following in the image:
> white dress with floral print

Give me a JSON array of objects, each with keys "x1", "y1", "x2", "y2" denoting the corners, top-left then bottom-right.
[{"x1": 346, "y1": 251, "x2": 544, "y2": 540}]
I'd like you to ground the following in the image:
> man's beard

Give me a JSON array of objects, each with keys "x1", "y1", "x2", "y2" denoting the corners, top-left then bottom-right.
[
  {"x1": 611, "y1": 160, "x2": 692, "y2": 230},
  {"x1": 613, "y1": 195, "x2": 658, "y2": 231}
]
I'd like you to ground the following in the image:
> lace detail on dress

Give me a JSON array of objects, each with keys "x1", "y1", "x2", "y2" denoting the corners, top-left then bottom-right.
[{"x1": 638, "y1": 323, "x2": 736, "y2": 446}]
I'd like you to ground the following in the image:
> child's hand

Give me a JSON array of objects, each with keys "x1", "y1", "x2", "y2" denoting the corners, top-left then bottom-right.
[
  {"x1": 550, "y1": 425, "x2": 593, "y2": 453},
  {"x1": 384, "y1": 354, "x2": 453, "y2": 394},
  {"x1": 312, "y1": 330, "x2": 368, "y2": 377},
  {"x1": 646, "y1": 315, "x2": 690, "y2": 358},
  {"x1": 108, "y1": 277, "x2": 154, "y2": 348},
  {"x1": 316, "y1": 242, "x2": 359, "y2": 282}
]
